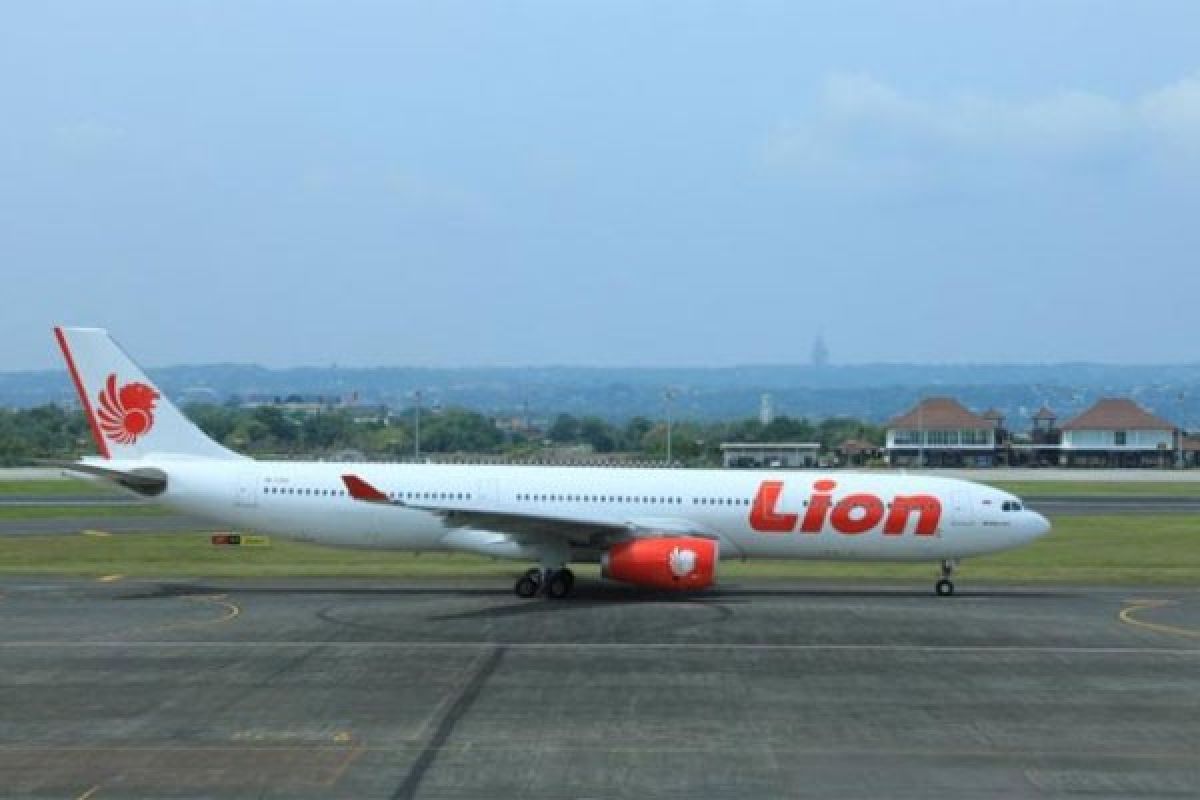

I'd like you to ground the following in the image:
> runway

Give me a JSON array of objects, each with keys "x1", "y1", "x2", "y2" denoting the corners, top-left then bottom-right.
[
  {"x1": 1026, "y1": 496, "x2": 1200, "y2": 515},
  {"x1": 0, "y1": 514, "x2": 217, "y2": 536},
  {"x1": 1, "y1": 578, "x2": 1197, "y2": 798}
]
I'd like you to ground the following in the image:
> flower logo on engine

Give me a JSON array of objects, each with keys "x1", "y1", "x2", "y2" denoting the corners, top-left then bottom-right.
[{"x1": 668, "y1": 546, "x2": 697, "y2": 578}]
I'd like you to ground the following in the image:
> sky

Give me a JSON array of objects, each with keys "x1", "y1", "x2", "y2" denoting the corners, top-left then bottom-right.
[{"x1": 3, "y1": 1, "x2": 1200, "y2": 369}]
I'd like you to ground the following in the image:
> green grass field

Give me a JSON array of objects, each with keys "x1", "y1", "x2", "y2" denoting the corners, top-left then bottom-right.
[
  {"x1": 0, "y1": 479, "x2": 120, "y2": 496},
  {"x1": 0, "y1": 505, "x2": 168, "y2": 520},
  {"x1": 1, "y1": 514, "x2": 1197, "y2": 585},
  {"x1": 985, "y1": 481, "x2": 1200, "y2": 497}
]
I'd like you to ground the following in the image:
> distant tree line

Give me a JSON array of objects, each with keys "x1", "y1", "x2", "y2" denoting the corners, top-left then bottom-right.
[{"x1": 0, "y1": 404, "x2": 883, "y2": 466}]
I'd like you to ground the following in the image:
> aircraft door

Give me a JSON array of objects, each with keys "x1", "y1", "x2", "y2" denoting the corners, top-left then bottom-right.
[
  {"x1": 476, "y1": 478, "x2": 498, "y2": 505},
  {"x1": 234, "y1": 472, "x2": 259, "y2": 508},
  {"x1": 949, "y1": 492, "x2": 972, "y2": 526}
]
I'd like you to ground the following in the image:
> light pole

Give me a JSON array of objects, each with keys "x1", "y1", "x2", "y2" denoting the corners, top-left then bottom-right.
[
  {"x1": 916, "y1": 392, "x2": 924, "y2": 469},
  {"x1": 664, "y1": 388, "x2": 677, "y2": 466},
  {"x1": 1178, "y1": 391, "x2": 1186, "y2": 470},
  {"x1": 413, "y1": 389, "x2": 422, "y2": 459}
]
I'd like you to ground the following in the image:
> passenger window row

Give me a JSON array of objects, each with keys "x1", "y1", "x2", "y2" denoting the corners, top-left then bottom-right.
[
  {"x1": 264, "y1": 486, "x2": 346, "y2": 496},
  {"x1": 262, "y1": 487, "x2": 472, "y2": 501},
  {"x1": 516, "y1": 493, "x2": 685, "y2": 505},
  {"x1": 514, "y1": 493, "x2": 750, "y2": 506},
  {"x1": 393, "y1": 492, "x2": 472, "y2": 501}
]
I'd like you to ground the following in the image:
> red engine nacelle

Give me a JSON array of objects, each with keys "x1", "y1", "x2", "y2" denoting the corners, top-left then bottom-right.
[{"x1": 601, "y1": 537, "x2": 718, "y2": 591}]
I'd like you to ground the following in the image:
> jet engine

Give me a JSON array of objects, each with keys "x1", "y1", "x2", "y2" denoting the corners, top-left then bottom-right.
[{"x1": 601, "y1": 537, "x2": 718, "y2": 591}]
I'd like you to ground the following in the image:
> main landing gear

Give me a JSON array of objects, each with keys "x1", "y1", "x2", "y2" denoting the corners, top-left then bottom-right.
[
  {"x1": 935, "y1": 559, "x2": 957, "y2": 597},
  {"x1": 514, "y1": 567, "x2": 575, "y2": 599}
]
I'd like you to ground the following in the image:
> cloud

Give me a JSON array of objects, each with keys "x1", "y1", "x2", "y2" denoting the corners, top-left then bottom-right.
[
  {"x1": 763, "y1": 73, "x2": 1200, "y2": 190},
  {"x1": 1138, "y1": 74, "x2": 1200, "y2": 159},
  {"x1": 51, "y1": 119, "x2": 126, "y2": 157}
]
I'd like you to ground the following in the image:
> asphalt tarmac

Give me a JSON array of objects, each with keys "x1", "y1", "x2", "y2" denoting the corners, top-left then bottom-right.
[
  {"x1": 0, "y1": 514, "x2": 218, "y2": 536},
  {"x1": 0, "y1": 577, "x2": 1197, "y2": 799}
]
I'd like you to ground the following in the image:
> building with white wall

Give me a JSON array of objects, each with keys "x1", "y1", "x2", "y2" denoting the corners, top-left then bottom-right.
[
  {"x1": 721, "y1": 442, "x2": 820, "y2": 469},
  {"x1": 885, "y1": 397, "x2": 999, "y2": 467},
  {"x1": 1058, "y1": 398, "x2": 1178, "y2": 467}
]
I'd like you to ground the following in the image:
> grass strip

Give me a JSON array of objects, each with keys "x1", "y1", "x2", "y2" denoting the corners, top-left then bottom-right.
[
  {"x1": 0, "y1": 505, "x2": 169, "y2": 520},
  {"x1": 0, "y1": 479, "x2": 121, "y2": 496},
  {"x1": 1, "y1": 514, "x2": 1196, "y2": 585},
  {"x1": 985, "y1": 480, "x2": 1200, "y2": 497}
]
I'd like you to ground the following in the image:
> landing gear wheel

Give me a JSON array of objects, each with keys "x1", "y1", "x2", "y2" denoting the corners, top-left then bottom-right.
[
  {"x1": 514, "y1": 572, "x2": 540, "y2": 598},
  {"x1": 558, "y1": 568, "x2": 575, "y2": 594},
  {"x1": 544, "y1": 570, "x2": 573, "y2": 599},
  {"x1": 934, "y1": 559, "x2": 958, "y2": 597}
]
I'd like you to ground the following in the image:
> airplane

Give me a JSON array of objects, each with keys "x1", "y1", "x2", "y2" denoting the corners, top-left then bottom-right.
[{"x1": 50, "y1": 326, "x2": 1051, "y2": 599}]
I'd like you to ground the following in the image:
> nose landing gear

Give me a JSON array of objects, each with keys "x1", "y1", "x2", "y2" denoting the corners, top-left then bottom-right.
[{"x1": 934, "y1": 559, "x2": 957, "y2": 597}]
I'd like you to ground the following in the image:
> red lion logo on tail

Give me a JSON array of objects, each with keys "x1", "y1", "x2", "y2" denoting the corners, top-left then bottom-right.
[{"x1": 96, "y1": 374, "x2": 159, "y2": 444}]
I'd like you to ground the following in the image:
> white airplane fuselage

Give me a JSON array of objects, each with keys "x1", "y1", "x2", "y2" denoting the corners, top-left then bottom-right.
[{"x1": 132, "y1": 458, "x2": 1050, "y2": 563}]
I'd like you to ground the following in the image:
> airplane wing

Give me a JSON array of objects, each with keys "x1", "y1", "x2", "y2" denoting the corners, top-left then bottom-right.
[{"x1": 340, "y1": 473, "x2": 721, "y2": 549}]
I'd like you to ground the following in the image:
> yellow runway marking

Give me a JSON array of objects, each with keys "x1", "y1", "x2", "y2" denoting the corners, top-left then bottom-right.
[
  {"x1": 1119, "y1": 598, "x2": 1200, "y2": 641},
  {"x1": 191, "y1": 594, "x2": 241, "y2": 624},
  {"x1": 81, "y1": 529, "x2": 111, "y2": 537},
  {"x1": 106, "y1": 594, "x2": 241, "y2": 640},
  {"x1": 156, "y1": 594, "x2": 240, "y2": 631},
  {"x1": 76, "y1": 785, "x2": 101, "y2": 800},
  {"x1": 96, "y1": 574, "x2": 123, "y2": 583},
  {"x1": 324, "y1": 739, "x2": 367, "y2": 787}
]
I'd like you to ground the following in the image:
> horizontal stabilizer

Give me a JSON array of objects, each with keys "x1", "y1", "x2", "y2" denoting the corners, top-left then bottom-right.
[{"x1": 39, "y1": 459, "x2": 168, "y2": 496}]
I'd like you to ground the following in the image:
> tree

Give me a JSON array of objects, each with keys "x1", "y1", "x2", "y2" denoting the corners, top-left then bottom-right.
[
  {"x1": 547, "y1": 413, "x2": 580, "y2": 443},
  {"x1": 623, "y1": 416, "x2": 653, "y2": 450},
  {"x1": 301, "y1": 411, "x2": 351, "y2": 450},
  {"x1": 253, "y1": 406, "x2": 297, "y2": 447},
  {"x1": 420, "y1": 409, "x2": 503, "y2": 453},
  {"x1": 186, "y1": 404, "x2": 238, "y2": 445},
  {"x1": 579, "y1": 416, "x2": 617, "y2": 452}
]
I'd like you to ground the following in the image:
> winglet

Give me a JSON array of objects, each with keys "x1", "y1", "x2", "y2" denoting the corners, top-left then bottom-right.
[{"x1": 341, "y1": 474, "x2": 391, "y2": 503}]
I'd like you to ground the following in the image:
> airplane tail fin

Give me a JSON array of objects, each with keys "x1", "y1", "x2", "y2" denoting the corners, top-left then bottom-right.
[{"x1": 54, "y1": 327, "x2": 243, "y2": 461}]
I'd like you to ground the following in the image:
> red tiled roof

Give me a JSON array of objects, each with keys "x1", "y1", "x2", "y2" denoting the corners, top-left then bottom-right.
[
  {"x1": 1059, "y1": 398, "x2": 1175, "y2": 431},
  {"x1": 887, "y1": 397, "x2": 995, "y2": 431},
  {"x1": 1033, "y1": 406, "x2": 1057, "y2": 420}
]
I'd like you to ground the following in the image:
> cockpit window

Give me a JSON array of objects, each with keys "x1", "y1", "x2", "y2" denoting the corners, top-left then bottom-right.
[{"x1": 1001, "y1": 501, "x2": 1023, "y2": 512}]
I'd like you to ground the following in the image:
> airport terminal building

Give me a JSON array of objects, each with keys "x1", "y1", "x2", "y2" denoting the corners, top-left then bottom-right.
[
  {"x1": 885, "y1": 396, "x2": 1182, "y2": 469},
  {"x1": 884, "y1": 398, "x2": 1000, "y2": 468}
]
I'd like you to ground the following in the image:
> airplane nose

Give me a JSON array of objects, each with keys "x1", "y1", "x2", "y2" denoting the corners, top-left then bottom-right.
[{"x1": 1027, "y1": 511, "x2": 1051, "y2": 539}]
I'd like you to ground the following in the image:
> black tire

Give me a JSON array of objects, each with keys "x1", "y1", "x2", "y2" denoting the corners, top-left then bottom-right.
[
  {"x1": 514, "y1": 575, "x2": 539, "y2": 598},
  {"x1": 935, "y1": 579, "x2": 955, "y2": 597},
  {"x1": 545, "y1": 572, "x2": 572, "y2": 599}
]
